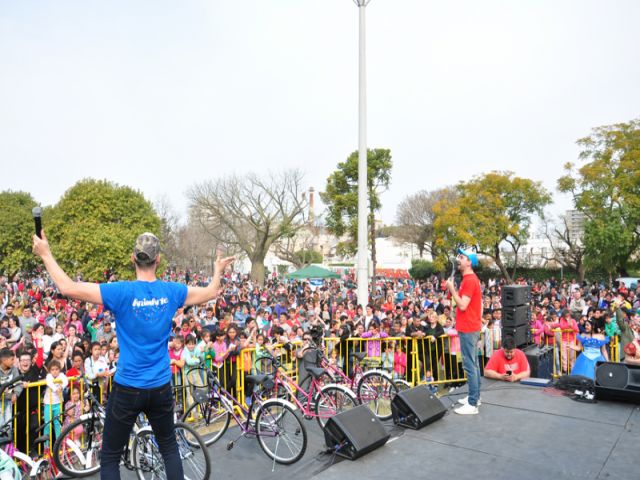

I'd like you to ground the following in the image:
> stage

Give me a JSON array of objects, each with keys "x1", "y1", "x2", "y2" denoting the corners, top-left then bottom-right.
[{"x1": 89, "y1": 380, "x2": 639, "y2": 480}]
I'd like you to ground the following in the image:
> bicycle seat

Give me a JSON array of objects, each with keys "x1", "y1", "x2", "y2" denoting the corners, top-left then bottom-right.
[
  {"x1": 307, "y1": 367, "x2": 328, "y2": 380},
  {"x1": 33, "y1": 434, "x2": 49, "y2": 445},
  {"x1": 349, "y1": 352, "x2": 367, "y2": 362}
]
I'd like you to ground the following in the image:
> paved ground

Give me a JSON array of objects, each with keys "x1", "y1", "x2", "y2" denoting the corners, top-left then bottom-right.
[{"x1": 86, "y1": 380, "x2": 639, "y2": 480}]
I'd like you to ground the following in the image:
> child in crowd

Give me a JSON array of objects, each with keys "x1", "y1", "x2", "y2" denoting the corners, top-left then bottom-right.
[
  {"x1": 393, "y1": 342, "x2": 407, "y2": 381},
  {"x1": 84, "y1": 342, "x2": 111, "y2": 402},
  {"x1": 0, "y1": 348, "x2": 22, "y2": 430},
  {"x1": 381, "y1": 341, "x2": 394, "y2": 373},
  {"x1": 63, "y1": 387, "x2": 85, "y2": 440},
  {"x1": 169, "y1": 335, "x2": 186, "y2": 386},
  {"x1": 44, "y1": 360, "x2": 68, "y2": 445}
]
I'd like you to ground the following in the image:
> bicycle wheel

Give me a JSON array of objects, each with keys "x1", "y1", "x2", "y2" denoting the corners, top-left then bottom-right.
[
  {"x1": 133, "y1": 428, "x2": 165, "y2": 480},
  {"x1": 52, "y1": 416, "x2": 104, "y2": 477},
  {"x1": 314, "y1": 384, "x2": 358, "y2": 429},
  {"x1": 180, "y1": 398, "x2": 231, "y2": 446},
  {"x1": 357, "y1": 371, "x2": 398, "y2": 421},
  {"x1": 34, "y1": 460, "x2": 55, "y2": 480},
  {"x1": 255, "y1": 399, "x2": 307, "y2": 465},
  {"x1": 393, "y1": 379, "x2": 412, "y2": 392},
  {"x1": 133, "y1": 423, "x2": 211, "y2": 480}
]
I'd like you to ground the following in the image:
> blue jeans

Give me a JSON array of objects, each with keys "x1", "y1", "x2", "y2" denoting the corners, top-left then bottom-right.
[
  {"x1": 101, "y1": 382, "x2": 183, "y2": 480},
  {"x1": 459, "y1": 331, "x2": 481, "y2": 407}
]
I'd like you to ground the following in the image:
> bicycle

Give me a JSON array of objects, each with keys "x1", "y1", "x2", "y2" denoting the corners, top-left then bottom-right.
[
  {"x1": 321, "y1": 349, "x2": 403, "y2": 420},
  {"x1": 253, "y1": 353, "x2": 358, "y2": 428},
  {"x1": 53, "y1": 378, "x2": 211, "y2": 479},
  {"x1": 181, "y1": 369, "x2": 307, "y2": 465},
  {"x1": 0, "y1": 374, "x2": 70, "y2": 480}
]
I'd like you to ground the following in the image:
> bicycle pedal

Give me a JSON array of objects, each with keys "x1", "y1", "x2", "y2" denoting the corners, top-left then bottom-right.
[
  {"x1": 226, "y1": 441, "x2": 234, "y2": 451},
  {"x1": 303, "y1": 415, "x2": 313, "y2": 421}
]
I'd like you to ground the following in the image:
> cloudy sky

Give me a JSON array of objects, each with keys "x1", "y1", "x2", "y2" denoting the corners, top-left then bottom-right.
[{"x1": 1, "y1": 0, "x2": 638, "y2": 225}]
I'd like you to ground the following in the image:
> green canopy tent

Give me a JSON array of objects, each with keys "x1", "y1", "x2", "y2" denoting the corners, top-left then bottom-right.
[{"x1": 285, "y1": 265, "x2": 340, "y2": 279}]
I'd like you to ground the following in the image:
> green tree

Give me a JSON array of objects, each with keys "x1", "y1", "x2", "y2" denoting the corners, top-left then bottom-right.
[
  {"x1": 408, "y1": 259, "x2": 437, "y2": 280},
  {"x1": 558, "y1": 119, "x2": 640, "y2": 278},
  {"x1": 433, "y1": 171, "x2": 551, "y2": 283},
  {"x1": 46, "y1": 179, "x2": 162, "y2": 282},
  {"x1": 0, "y1": 191, "x2": 39, "y2": 276},
  {"x1": 320, "y1": 148, "x2": 392, "y2": 279}
]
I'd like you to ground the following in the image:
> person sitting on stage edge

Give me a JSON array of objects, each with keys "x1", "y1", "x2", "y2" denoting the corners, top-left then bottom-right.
[{"x1": 483, "y1": 335, "x2": 531, "y2": 382}]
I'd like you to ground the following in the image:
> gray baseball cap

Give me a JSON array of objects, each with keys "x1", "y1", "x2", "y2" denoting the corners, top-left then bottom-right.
[{"x1": 134, "y1": 232, "x2": 160, "y2": 265}]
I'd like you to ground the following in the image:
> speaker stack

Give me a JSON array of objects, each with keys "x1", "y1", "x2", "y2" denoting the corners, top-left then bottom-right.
[
  {"x1": 595, "y1": 361, "x2": 640, "y2": 403},
  {"x1": 501, "y1": 285, "x2": 532, "y2": 348}
]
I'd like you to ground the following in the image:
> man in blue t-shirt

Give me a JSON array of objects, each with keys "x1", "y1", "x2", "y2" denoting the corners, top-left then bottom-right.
[{"x1": 33, "y1": 231, "x2": 233, "y2": 480}]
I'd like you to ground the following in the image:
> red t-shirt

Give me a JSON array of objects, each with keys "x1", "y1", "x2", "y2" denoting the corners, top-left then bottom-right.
[
  {"x1": 485, "y1": 349, "x2": 530, "y2": 375},
  {"x1": 455, "y1": 272, "x2": 482, "y2": 333}
]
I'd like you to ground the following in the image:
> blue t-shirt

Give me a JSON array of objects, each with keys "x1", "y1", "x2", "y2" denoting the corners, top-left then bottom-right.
[{"x1": 100, "y1": 280, "x2": 187, "y2": 388}]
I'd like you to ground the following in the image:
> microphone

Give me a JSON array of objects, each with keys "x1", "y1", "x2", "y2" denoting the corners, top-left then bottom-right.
[{"x1": 32, "y1": 207, "x2": 43, "y2": 238}]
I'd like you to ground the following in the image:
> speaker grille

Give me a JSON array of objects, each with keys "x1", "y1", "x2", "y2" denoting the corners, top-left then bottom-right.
[{"x1": 596, "y1": 362, "x2": 628, "y2": 389}]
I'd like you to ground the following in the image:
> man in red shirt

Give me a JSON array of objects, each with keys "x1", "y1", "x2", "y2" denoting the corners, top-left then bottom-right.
[
  {"x1": 447, "y1": 248, "x2": 482, "y2": 415},
  {"x1": 484, "y1": 335, "x2": 531, "y2": 382}
]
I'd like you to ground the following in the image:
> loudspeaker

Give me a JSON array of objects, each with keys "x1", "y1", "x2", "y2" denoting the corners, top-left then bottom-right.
[
  {"x1": 595, "y1": 361, "x2": 640, "y2": 403},
  {"x1": 502, "y1": 305, "x2": 531, "y2": 328},
  {"x1": 391, "y1": 386, "x2": 446, "y2": 430},
  {"x1": 323, "y1": 405, "x2": 390, "y2": 460},
  {"x1": 523, "y1": 344, "x2": 552, "y2": 379},
  {"x1": 502, "y1": 324, "x2": 531, "y2": 348},
  {"x1": 501, "y1": 285, "x2": 532, "y2": 307}
]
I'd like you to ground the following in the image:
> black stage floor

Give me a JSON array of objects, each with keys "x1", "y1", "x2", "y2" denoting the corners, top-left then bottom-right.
[{"x1": 89, "y1": 380, "x2": 639, "y2": 480}]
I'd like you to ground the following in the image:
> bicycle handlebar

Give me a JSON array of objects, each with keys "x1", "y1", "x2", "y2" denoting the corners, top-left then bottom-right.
[{"x1": 0, "y1": 374, "x2": 24, "y2": 398}]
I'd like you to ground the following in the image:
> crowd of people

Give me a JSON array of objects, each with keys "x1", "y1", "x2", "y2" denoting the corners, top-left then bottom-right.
[{"x1": 1, "y1": 267, "x2": 640, "y2": 452}]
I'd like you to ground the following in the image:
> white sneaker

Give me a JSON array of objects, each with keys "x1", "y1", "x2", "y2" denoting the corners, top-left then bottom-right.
[
  {"x1": 454, "y1": 403, "x2": 479, "y2": 415},
  {"x1": 457, "y1": 396, "x2": 481, "y2": 406}
]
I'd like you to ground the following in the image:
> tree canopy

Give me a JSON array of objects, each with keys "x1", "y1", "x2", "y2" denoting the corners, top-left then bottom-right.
[
  {"x1": 0, "y1": 191, "x2": 39, "y2": 276},
  {"x1": 321, "y1": 148, "x2": 392, "y2": 279},
  {"x1": 434, "y1": 171, "x2": 551, "y2": 283},
  {"x1": 46, "y1": 179, "x2": 162, "y2": 282},
  {"x1": 558, "y1": 118, "x2": 640, "y2": 278},
  {"x1": 395, "y1": 187, "x2": 456, "y2": 259},
  {"x1": 188, "y1": 169, "x2": 308, "y2": 284}
]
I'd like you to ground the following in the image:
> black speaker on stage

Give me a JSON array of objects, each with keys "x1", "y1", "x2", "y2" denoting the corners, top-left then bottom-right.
[
  {"x1": 595, "y1": 361, "x2": 640, "y2": 403},
  {"x1": 323, "y1": 405, "x2": 390, "y2": 460},
  {"x1": 502, "y1": 324, "x2": 531, "y2": 348},
  {"x1": 523, "y1": 344, "x2": 552, "y2": 379},
  {"x1": 391, "y1": 386, "x2": 446, "y2": 430},
  {"x1": 501, "y1": 285, "x2": 531, "y2": 307},
  {"x1": 502, "y1": 305, "x2": 531, "y2": 328}
]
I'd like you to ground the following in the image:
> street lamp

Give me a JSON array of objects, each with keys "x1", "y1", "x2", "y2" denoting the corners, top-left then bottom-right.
[{"x1": 353, "y1": 0, "x2": 371, "y2": 310}]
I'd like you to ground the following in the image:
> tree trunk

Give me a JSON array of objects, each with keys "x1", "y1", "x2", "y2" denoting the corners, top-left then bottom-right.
[
  {"x1": 250, "y1": 257, "x2": 266, "y2": 285},
  {"x1": 493, "y1": 248, "x2": 513, "y2": 284},
  {"x1": 577, "y1": 262, "x2": 586, "y2": 284},
  {"x1": 417, "y1": 243, "x2": 425, "y2": 259}
]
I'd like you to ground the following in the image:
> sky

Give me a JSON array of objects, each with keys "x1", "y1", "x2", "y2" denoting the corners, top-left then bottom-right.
[{"x1": 1, "y1": 0, "x2": 639, "y2": 226}]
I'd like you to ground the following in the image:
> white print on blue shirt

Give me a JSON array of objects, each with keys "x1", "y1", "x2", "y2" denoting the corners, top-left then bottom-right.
[{"x1": 132, "y1": 298, "x2": 169, "y2": 307}]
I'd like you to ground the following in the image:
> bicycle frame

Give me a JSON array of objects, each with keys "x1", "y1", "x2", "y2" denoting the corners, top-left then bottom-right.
[{"x1": 205, "y1": 373, "x2": 280, "y2": 439}]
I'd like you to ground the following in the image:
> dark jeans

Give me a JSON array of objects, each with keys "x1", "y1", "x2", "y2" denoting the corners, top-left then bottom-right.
[{"x1": 101, "y1": 381, "x2": 183, "y2": 480}]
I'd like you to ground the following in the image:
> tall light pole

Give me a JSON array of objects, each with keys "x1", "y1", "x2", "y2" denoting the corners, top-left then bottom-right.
[{"x1": 354, "y1": 0, "x2": 371, "y2": 310}]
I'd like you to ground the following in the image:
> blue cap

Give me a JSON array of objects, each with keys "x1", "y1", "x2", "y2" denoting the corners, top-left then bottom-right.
[{"x1": 457, "y1": 248, "x2": 478, "y2": 267}]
